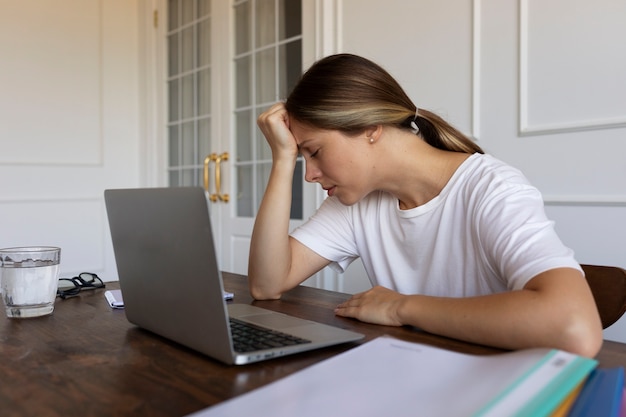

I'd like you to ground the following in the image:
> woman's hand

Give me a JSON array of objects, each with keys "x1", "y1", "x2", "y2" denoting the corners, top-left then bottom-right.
[
  {"x1": 335, "y1": 286, "x2": 406, "y2": 326},
  {"x1": 257, "y1": 102, "x2": 299, "y2": 162}
]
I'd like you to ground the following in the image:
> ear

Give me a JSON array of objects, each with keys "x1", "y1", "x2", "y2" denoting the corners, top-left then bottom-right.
[{"x1": 364, "y1": 125, "x2": 383, "y2": 143}]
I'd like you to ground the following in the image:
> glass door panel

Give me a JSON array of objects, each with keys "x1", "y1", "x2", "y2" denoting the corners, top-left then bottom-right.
[
  {"x1": 167, "y1": 0, "x2": 212, "y2": 187},
  {"x1": 233, "y1": 0, "x2": 302, "y2": 219}
]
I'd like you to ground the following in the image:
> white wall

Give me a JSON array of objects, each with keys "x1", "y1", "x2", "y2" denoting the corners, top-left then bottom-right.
[
  {"x1": 0, "y1": 0, "x2": 142, "y2": 280},
  {"x1": 335, "y1": 0, "x2": 626, "y2": 342},
  {"x1": 545, "y1": 204, "x2": 626, "y2": 341}
]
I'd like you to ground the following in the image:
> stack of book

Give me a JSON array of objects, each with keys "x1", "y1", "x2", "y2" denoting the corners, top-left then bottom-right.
[
  {"x1": 560, "y1": 366, "x2": 624, "y2": 417},
  {"x1": 188, "y1": 336, "x2": 624, "y2": 417}
]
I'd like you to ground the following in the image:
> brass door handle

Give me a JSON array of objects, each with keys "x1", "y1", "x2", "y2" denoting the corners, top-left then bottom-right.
[{"x1": 203, "y1": 152, "x2": 230, "y2": 203}]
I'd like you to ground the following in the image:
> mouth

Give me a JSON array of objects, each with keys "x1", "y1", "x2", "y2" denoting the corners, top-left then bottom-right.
[{"x1": 323, "y1": 186, "x2": 336, "y2": 197}]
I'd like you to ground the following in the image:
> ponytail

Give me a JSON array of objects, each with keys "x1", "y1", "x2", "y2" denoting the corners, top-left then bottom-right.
[{"x1": 413, "y1": 109, "x2": 483, "y2": 154}]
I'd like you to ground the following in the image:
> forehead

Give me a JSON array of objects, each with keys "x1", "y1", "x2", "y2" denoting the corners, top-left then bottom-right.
[
  {"x1": 290, "y1": 119, "x2": 324, "y2": 148},
  {"x1": 290, "y1": 119, "x2": 353, "y2": 149}
]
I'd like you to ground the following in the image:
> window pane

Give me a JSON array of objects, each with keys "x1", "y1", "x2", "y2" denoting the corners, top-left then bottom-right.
[
  {"x1": 168, "y1": 33, "x2": 179, "y2": 75},
  {"x1": 197, "y1": 0, "x2": 210, "y2": 16},
  {"x1": 195, "y1": 167, "x2": 204, "y2": 188},
  {"x1": 182, "y1": 168, "x2": 195, "y2": 186},
  {"x1": 255, "y1": 48, "x2": 276, "y2": 104},
  {"x1": 181, "y1": 74, "x2": 194, "y2": 119},
  {"x1": 182, "y1": 121, "x2": 195, "y2": 166},
  {"x1": 181, "y1": 0, "x2": 194, "y2": 25},
  {"x1": 234, "y1": 2, "x2": 251, "y2": 54},
  {"x1": 291, "y1": 160, "x2": 303, "y2": 219},
  {"x1": 237, "y1": 165, "x2": 253, "y2": 217},
  {"x1": 181, "y1": 26, "x2": 194, "y2": 73},
  {"x1": 235, "y1": 56, "x2": 251, "y2": 107},
  {"x1": 256, "y1": 106, "x2": 272, "y2": 160},
  {"x1": 198, "y1": 117, "x2": 211, "y2": 162},
  {"x1": 279, "y1": 0, "x2": 301, "y2": 40},
  {"x1": 198, "y1": 68, "x2": 211, "y2": 115},
  {"x1": 197, "y1": 19, "x2": 210, "y2": 67},
  {"x1": 169, "y1": 170, "x2": 180, "y2": 187},
  {"x1": 236, "y1": 110, "x2": 252, "y2": 161},
  {"x1": 279, "y1": 40, "x2": 301, "y2": 98},
  {"x1": 255, "y1": 0, "x2": 275, "y2": 47},
  {"x1": 169, "y1": 126, "x2": 179, "y2": 166},
  {"x1": 168, "y1": 0, "x2": 179, "y2": 31},
  {"x1": 168, "y1": 79, "x2": 179, "y2": 122}
]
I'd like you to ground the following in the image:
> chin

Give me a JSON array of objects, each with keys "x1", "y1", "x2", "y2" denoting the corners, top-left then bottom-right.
[
  {"x1": 337, "y1": 189, "x2": 380, "y2": 206},
  {"x1": 335, "y1": 194, "x2": 361, "y2": 206}
]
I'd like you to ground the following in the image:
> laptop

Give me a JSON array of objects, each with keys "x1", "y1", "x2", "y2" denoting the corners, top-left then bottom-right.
[{"x1": 104, "y1": 187, "x2": 363, "y2": 365}]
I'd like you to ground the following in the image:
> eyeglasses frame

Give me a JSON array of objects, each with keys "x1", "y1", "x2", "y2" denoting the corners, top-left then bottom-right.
[{"x1": 57, "y1": 272, "x2": 106, "y2": 299}]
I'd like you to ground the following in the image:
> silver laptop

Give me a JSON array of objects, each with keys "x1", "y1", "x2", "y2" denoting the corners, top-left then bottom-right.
[{"x1": 104, "y1": 187, "x2": 363, "y2": 365}]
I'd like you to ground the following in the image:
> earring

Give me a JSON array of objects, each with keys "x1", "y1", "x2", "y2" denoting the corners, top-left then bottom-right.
[{"x1": 369, "y1": 137, "x2": 374, "y2": 143}]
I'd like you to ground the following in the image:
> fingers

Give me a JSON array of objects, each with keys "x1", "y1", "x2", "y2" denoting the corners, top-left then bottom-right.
[
  {"x1": 334, "y1": 287, "x2": 404, "y2": 327},
  {"x1": 257, "y1": 103, "x2": 290, "y2": 138},
  {"x1": 257, "y1": 102, "x2": 298, "y2": 159},
  {"x1": 334, "y1": 290, "x2": 364, "y2": 316},
  {"x1": 257, "y1": 103, "x2": 287, "y2": 126}
]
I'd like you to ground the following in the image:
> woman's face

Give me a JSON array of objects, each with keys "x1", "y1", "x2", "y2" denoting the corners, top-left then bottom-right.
[{"x1": 289, "y1": 119, "x2": 374, "y2": 206}]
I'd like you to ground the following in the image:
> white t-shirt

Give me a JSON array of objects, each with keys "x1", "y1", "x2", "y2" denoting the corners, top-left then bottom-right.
[{"x1": 290, "y1": 153, "x2": 581, "y2": 297}]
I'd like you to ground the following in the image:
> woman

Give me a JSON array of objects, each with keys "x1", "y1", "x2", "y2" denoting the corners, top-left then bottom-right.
[{"x1": 249, "y1": 53, "x2": 602, "y2": 357}]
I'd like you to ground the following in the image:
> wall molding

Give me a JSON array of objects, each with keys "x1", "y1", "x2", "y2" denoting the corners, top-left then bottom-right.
[
  {"x1": 519, "y1": 117, "x2": 626, "y2": 137},
  {"x1": 471, "y1": 0, "x2": 481, "y2": 141},
  {"x1": 0, "y1": 0, "x2": 104, "y2": 167},
  {"x1": 314, "y1": 0, "x2": 341, "y2": 58},
  {"x1": 518, "y1": 0, "x2": 626, "y2": 136},
  {"x1": 0, "y1": 196, "x2": 101, "y2": 204},
  {"x1": 543, "y1": 195, "x2": 626, "y2": 207}
]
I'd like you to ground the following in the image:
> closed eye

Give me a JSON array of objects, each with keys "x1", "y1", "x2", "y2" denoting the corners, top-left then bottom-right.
[{"x1": 310, "y1": 149, "x2": 319, "y2": 158}]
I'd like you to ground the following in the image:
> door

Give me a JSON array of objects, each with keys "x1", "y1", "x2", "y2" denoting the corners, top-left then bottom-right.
[
  {"x1": 164, "y1": 0, "x2": 332, "y2": 287},
  {"x1": 220, "y1": 0, "x2": 308, "y2": 278}
]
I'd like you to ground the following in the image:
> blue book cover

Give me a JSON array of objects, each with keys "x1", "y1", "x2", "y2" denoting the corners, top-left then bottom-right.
[{"x1": 567, "y1": 367, "x2": 625, "y2": 417}]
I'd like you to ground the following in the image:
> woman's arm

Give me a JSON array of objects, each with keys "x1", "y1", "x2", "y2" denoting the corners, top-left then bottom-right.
[
  {"x1": 248, "y1": 103, "x2": 329, "y2": 300},
  {"x1": 335, "y1": 267, "x2": 603, "y2": 357}
]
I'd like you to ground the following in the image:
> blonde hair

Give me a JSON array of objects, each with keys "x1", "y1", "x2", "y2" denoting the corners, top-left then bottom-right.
[{"x1": 285, "y1": 54, "x2": 483, "y2": 154}]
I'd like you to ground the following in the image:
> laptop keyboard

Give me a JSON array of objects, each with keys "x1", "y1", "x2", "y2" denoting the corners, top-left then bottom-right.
[{"x1": 229, "y1": 318, "x2": 311, "y2": 353}]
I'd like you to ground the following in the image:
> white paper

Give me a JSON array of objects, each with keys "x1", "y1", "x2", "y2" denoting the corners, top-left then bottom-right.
[
  {"x1": 104, "y1": 289, "x2": 234, "y2": 309},
  {"x1": 187, "y1": 336, "x2": 576, "y2": 417},
  {"x1": 105, "y1": 289, "x2": 124, "y2": 308}
]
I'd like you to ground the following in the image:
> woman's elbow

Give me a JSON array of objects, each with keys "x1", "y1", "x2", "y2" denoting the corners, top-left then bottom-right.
[
  {"x1": 248, "y1": 280, "x2": 283, "y2": 300},
  {"x1": 559, "y1": 315, "x2": 603, "y2": 358}
]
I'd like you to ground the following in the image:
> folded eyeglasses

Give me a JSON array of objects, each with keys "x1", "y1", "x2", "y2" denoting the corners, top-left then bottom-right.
[{"x1": 57, "y1": 272, "x2": 106, "y2": 299}]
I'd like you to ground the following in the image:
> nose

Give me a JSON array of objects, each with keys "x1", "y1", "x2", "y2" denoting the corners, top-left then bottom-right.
[{"x1": 304, "y1": 159, "x2": 321, "y2": 183}]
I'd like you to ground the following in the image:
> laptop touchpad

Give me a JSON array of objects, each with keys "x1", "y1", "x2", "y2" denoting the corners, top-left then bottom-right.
[{"x1": 244, "y1": 313, "x2": 311, "y2": 330}]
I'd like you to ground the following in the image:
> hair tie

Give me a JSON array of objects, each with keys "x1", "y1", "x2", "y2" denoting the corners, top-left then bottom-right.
[{"x1": 410, "y1": 108, "x2": 420, "y2": 135}]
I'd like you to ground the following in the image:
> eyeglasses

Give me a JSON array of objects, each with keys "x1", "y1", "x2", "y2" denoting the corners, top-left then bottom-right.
[{"x1": 57, "y1": 272, "x2": 106, "y2": 299}]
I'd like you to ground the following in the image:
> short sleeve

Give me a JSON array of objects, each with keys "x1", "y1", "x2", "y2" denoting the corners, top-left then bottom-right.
[
  {"x1": 290, "y1": 197, "x2": 359, "y2": 273},
  {"x1": 475, "y1": 177, "x2": 582, "y2": 290}
]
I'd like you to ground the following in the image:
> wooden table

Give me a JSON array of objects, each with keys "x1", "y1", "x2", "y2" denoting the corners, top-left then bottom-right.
[{"x1": 1, "y1": 272, "x2": 625, "y2": 416}]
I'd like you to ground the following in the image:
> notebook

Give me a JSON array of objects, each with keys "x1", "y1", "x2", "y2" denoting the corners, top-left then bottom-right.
[{"x1": 104, "y1": 187, "x2": 364, "y2": 365}]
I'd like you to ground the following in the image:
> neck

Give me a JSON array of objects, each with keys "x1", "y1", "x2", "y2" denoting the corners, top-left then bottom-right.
[{"x1": 377, "y1": 130, "x2": 471, "y2": 209}]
